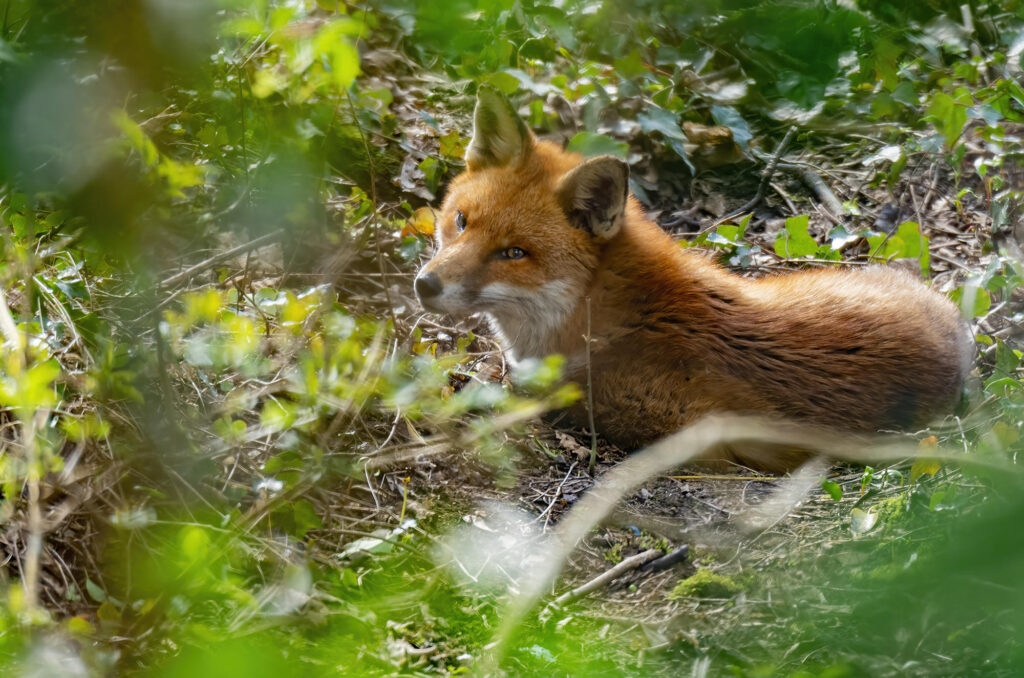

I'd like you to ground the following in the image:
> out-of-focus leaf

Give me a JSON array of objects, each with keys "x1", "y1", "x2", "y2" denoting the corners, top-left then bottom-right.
[
  {"x1": 850, "y1": 508, "x2": 878, "y2": 535},
  {"x1": 910, "y1": 436, "x2": 942, "y2": 482},
  {"x1": 637, "y1": 106, "x2": 686, "y2": 141},
  {"x1": 484, "y1": 72, "x2": 520, "y2": 95},
  {"x1": 949, "y1": 283, "x2": 991, "y2": 318},
  {"x1": 566, "y1": 132, "x2": 629, "y2": 158},
  {"x1": 710, "y1": 106, "x2": 752, "y2": 150},
  {"x1": 926, "y1": 90, "x2": 971, "y2": 149}
]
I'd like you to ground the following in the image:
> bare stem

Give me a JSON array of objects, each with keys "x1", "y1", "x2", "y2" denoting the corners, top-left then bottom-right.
[
  {"x1": 0, "y1": 288, "x2": 40, "y2": 613},
  {"x1": 584, "y1": 296, "x2": 598, "y2": 474}
]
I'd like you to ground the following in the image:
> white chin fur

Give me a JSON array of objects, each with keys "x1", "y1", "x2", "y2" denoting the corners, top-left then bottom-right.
[{"x1": 479, "y1": 280, "x2": 577, "y2": 361}]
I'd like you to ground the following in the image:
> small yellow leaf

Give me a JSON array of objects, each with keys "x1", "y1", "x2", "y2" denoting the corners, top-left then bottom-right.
[
  {"x1": 910, "y1": 435, "x2": 941, "y2": 483},
  {"x1": 96, "y1": 601, "x2": 122, "y2": 623},
  {"x1": 67, "y1": 615, "x2": 95, "y2": 635},
  {"x1": 402, "y1": 206, "x2": 436, "y2": 238},
  {"x1": 991, "y1": 421, "x2": 1019, "y2": 448}
]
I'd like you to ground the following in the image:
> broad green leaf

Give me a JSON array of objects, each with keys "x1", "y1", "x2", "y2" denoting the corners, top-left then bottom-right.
[
  {"x1": 866, "y1": 221, "x2": 930, "y2": 276},
  {"x1": 566, "y1": 132, "x2": 629, "y2": 158},
  {"x1": 774, "y1": 215, "x2": 817, "y2": 258},
  {"x1": 822, "y1": 479, "x2": 843, "y2": 501},
  {"x1": 949, "y1": 284, "x2": 991, "y2": 318},
  {"x1": 637, "y1": 106, "x2": 686, "y2": 141},
  {"x1": 484, "y1": 71, "x2": 520, "y2": 96},
  {"x1": 710, "y1": 105, "x2": 752, "y2": 149},
  {"x1": 292, "y1": 499, "x2": 323, "y2": 537},
  {"x1": 926, "y1": 90, "x2": 971, "y2": 149},
  {"x1": 85, "y1": 579, "x2": 106, "y2": 603},
  {"x1": 180, "y1": 526, "x2": 211, "y2": 565}
]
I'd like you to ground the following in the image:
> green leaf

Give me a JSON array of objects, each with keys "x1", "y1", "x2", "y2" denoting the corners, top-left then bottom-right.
[
  {"x1": 774, "y1": 215, "x2": 817, "y2": 258},
  {"x1": 566, "y1": 132, "x2": 629, "y2": 158},
  {"x1": 85, "y1": 579, "x2": 107, "y2": 603},
  {"x1": 292, "y1": 500, "x2": 323, "y2": 538},
  {"x1": 994, "y1": 339, "x2": 1021, "y2": 378},
  {"x1": 637, "y1": 106, "x2": 686, "y2": 141},
  {"x1": 822, "y1": 479, "x2": 843, "y2": 501},
  {"x1": 613, "y1": 50, "x2": 647, "y2": 79},
  {"x1": 710, "y1": 105, "x2": 752, "y2": 150},
  {"x1": 0, "y1": 36, "x2": 19, "y2": 64},
  {"x1": 866, "y1": 221, "x2": 930, "y2": 276},
  {"x1": 180, "y1": 525, "x2": 211, "y2": 565},
  {"x1": 484, "y1": 72, "x2": 520, "y2": 96},
  {"x1": 926, "y1": 90, "x2": 970, "y2": 149},
  {"x1": 949, "y1": 284, "x2": 991, "y2": 318}
]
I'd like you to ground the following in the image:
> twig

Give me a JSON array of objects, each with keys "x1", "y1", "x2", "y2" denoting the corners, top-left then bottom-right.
[
  {"x1": 960, "y1": 4, "x2": 989, "y2": 82},
  {"x1": 0, "y1": 288, "x2": 20, "y2": 347},
  {"x1": 584, "y1": 296, "x2": 598, "y2": 474},
  {"x1": 668, "y1": 474, "x2": 776, "y2": 481},
  {"x1": 161, "y1": 230, "x2": 283, "y2": 289},
  {"x1": 536, "y1": 462, "x2": 578, "y2": 530},
  {"x1": 546, "y1": 548, "x2": 662, "y2": 610},
  {"x1": 0, "y1": 289, "x2": 41, "y2": 613},
  {"x1": 793, "y1": 167, "x2": 845, "y2": 222},
  {"x1": 640, "y1": 544, "x2": 690, "y2": 573},
  {"x1": 710, "y1": 126, "x2": 796, "y2": 230},
  {"x1": 345, "y1": 91, "x2": 399, "y2": 332}
]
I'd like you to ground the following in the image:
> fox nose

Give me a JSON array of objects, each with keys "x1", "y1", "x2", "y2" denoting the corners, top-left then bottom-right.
[{"x1": 414, "y1": 272, "x2": 443, "y2": 300}]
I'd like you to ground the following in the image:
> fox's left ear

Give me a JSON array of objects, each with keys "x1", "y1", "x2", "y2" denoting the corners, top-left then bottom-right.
[
  {"x1": 555, "y1": 155, "x2": 630, "y2": 241},
  {"x1": 466, "y1": 85, "x2": 532, "y2": 170}
]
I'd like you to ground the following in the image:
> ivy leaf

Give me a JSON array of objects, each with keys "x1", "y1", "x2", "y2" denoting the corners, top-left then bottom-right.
[
  {"x1": 710, "y1": 105, "x2": 752, "y2": 150},
  {"x1": 866, "y1": 221, "x2": 930, "y2": 276},
  {"x1": 774, "y1": 215, "x2": 817, "y2": 258},
  {"x1": 637, "y1": 106, "x2": 686, "y2": 141}
]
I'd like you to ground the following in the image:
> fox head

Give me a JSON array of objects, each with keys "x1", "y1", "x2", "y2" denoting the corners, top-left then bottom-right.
[{"x1": 415, "y1": 85, "x2": 630, "y2": 359}]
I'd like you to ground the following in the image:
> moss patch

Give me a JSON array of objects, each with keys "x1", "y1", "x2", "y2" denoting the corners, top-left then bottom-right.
[
  {"x1": 669, "y1": 569, "x2": 742, "y2": 599},
  {"x1": 874, "y1": 496, "x2": 906, "y2": 525}
]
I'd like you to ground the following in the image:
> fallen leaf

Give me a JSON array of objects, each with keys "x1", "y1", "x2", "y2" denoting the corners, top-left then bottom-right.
[
  {"x1": 850, "y1": 508, "x2": 878, "y2": 535},
  {"x1": 682, "y1": 122, "x2": 743, "y2": 168},
  {"x1": 402, "y1": 206, "x2": 436, "y2": 238},
  {"x1": 910, "y1": 435, "x2": 941, "y2": 483}
]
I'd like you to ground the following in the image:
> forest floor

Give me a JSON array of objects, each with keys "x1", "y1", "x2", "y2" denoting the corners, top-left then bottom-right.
[{"x1": 4, "y1": 3, "x2": 1024, "y2": 677}]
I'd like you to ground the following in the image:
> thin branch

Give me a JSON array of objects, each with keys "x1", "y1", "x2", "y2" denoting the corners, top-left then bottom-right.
[
  {"x1": 545, "y1": 548, "x2": 662, "y2": 611},
  {"x1": 161, "y1": 230, "x2": 283, "y2": 289},
  {"x1": 584, "y1": 296, "x2": 598, "y2": 474},
  {"x1": 710, "y1": 125, "x2": 796, "y2": 230}
]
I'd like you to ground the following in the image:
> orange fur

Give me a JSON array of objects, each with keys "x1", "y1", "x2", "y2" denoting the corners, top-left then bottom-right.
[{"x1": 415, "y1": 89, "x2": 971, "y2": 472}]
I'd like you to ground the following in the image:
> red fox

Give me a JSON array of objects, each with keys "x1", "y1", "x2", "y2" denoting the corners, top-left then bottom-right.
[{"x1": 415, "y1": 85, "x2": 972, "y2": 472}]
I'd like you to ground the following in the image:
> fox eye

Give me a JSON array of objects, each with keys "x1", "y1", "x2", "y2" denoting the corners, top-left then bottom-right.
[
  {"x1": 455, "y1": 210, "x2": 467, "y2": 232},
  {"x1": 500, "y1": 247, "x2": 527, "y2": 260}
]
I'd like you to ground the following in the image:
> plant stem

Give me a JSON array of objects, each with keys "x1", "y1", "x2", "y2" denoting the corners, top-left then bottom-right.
[{"x1": 585, "y1": 296, "x2": 597, "y2": 474}]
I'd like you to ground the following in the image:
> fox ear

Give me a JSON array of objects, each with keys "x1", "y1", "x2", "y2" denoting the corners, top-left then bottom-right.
[
  {"x1": 466, "y1": 85, "x2": 531, "y2": 170},
  {"x1": 556, "y1": 156, "x2": 630, "y2": 241}
]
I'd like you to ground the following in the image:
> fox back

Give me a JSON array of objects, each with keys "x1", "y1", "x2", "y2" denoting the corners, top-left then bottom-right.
[{"x1": 415, "y1": 86, "x2": 972, "y2": 472}]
